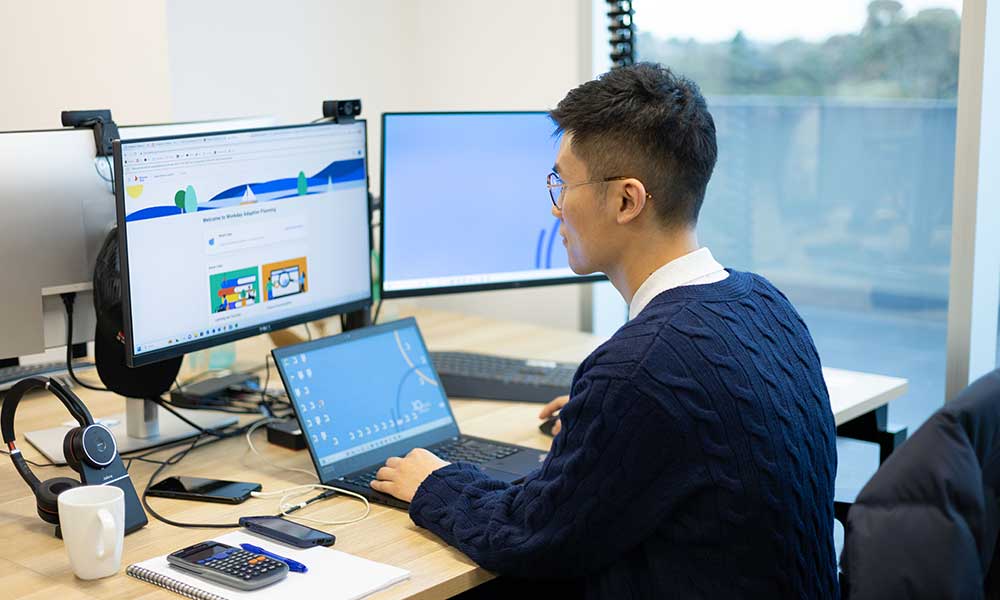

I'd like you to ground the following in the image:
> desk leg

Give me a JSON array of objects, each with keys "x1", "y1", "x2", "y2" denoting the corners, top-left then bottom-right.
[{"x1": 836, "y1": 405, "x2": 908, "y2": 464}]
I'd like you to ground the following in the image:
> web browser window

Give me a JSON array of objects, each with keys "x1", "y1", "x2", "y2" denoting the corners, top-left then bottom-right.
[{"x1": 117, "y1": 123, "x2": 371, "y2": 363}]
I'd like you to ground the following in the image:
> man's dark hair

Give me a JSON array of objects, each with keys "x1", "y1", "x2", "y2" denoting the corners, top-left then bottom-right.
[{"x1": 550, "y1": 63, "x2": 717, "y2": 228}]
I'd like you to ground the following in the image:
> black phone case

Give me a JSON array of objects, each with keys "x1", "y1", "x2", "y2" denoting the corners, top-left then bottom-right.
[
  {"x1": 147, "y1": 481, "x2": 260, "y2": 504},
  {"x1": 239, "y1": 516, "x2": 336, "y2": 548}
]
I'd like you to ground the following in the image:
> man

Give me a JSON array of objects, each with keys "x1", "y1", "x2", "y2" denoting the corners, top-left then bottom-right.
[{"x1": 372, "y1": 63, "x2": 838, "y2": 599}]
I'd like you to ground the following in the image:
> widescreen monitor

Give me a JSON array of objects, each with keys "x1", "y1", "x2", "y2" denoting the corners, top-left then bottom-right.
[
  {"x1": 379, "y1": 111, "x2": 604, "y2": 299},
  {"x1": 114, "y1": 121, "x2": 372, "y2": 367}
]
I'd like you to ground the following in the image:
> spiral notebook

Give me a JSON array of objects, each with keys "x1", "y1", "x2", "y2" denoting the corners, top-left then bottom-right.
[{"x1": 125, "y1": 531, "x2": 409, "y2": 600}]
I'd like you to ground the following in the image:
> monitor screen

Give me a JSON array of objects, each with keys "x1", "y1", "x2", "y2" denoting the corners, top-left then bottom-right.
[
  {"x1": 115, "y1": 122, "x2": 372, "y2": 366},
  {"x1": 380, "y1": 111, "x2": 604, "y2": 298},
  {"x1": 272, "y1": 317, "x2": 458, "y2": 480}
]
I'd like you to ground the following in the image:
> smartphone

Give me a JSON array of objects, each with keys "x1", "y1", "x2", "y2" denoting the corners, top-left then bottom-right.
[
  {"x1": 147, "y1": 476, "x2": 262, "y2": 504},
  {"x1": 239, "y1": 515, "x2": 336, "y2": 548}
]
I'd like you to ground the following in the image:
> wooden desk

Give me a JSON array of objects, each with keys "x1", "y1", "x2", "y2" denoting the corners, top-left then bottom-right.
[{"x1": 0, "y1": 308, "x2": 908, "y2": 599}]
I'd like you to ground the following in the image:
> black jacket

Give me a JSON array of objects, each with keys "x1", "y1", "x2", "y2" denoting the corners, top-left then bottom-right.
[{"x1": 841, "y1": 369, "x2": 1000, "y2": 599}]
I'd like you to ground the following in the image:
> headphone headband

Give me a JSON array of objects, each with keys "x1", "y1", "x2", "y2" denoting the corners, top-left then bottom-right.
[{"x1": 1, "y1": 377, "x2": 94, "y2": 446}]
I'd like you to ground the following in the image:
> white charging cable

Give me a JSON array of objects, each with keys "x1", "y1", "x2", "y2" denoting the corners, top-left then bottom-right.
[
  {"x1": 246, "y1": 418, "x2": 371, "y2": 525},
  {"x1": 245, "y1": 418, "x2": 317, "y2": 480},
  {"x1": 251, "y1": 484, "x2": 370, "y2": 525}
]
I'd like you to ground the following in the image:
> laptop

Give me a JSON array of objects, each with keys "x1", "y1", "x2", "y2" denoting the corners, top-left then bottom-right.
[{"x1": 271, "y1": 317, "x2": 548, "y2": 509}]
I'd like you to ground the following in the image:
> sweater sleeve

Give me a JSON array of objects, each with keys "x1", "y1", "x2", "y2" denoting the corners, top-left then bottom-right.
[{"x1": 408, "y1": 375, "x2": 690, "y2": 579}]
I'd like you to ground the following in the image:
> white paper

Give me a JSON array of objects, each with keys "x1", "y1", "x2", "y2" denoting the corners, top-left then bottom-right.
[{"x1": 129, "y1": 530, "x2": 409, "y2": 600}]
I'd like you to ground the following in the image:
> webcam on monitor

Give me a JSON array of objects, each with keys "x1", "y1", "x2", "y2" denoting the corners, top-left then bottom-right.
[{"x1": 322, "y1": 99, "x2": 362, "y2": 123}]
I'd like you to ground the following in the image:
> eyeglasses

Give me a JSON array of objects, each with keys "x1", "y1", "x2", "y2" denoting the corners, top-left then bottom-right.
[{"x1": 546, "y1": 172, "x2": 647, "y2": 209}]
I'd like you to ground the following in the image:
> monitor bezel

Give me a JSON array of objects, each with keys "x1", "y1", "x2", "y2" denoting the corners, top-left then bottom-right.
[
  {"x1": 378, "y1": 111, "x2": 606, "y2": 300},
  {"x1": 114, "y1": 120, "x2": 373, "y2": 367}
]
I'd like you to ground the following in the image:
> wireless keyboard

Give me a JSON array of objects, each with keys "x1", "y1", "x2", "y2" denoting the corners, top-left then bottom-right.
[{"x1": 429, "y1": 351, "x2": 577, "y2": 404}]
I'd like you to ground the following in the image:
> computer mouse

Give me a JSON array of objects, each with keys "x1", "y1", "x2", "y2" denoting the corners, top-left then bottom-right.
[{"x1": 539, "y1": 415, "x2": 559, "y2": 437}]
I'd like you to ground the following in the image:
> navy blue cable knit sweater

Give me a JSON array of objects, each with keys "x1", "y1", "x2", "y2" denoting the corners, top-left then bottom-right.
[{"x1": 410, "y1": 270, "x2": 838, "y2": 599}]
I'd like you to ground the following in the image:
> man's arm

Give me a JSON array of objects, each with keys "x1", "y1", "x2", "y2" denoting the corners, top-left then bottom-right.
[{"x1": 398, "y1": 376, "x2": 695, "y2": 579}]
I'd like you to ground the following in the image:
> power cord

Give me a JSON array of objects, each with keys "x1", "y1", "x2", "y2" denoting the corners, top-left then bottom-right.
[
  {"x1": 60, "y1": 292, "x2": 110, "y2": 392},
  {"x1": 140, "y1": 418, "x2": 369, "y2": 529},
  {"x1": 261, "y1": 353, "x2": 275, "y2": 406},
  {"x1": 145, "y1": 396, "x2": 229, "y2": 437},
  {"x1": 141, "y1": 420, "x2": 266, "y2": 529}
]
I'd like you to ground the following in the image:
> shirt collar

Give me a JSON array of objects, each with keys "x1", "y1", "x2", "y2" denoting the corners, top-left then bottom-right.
[{"x1": 628, "y1": 247, "x2": 727, "y2": 320}]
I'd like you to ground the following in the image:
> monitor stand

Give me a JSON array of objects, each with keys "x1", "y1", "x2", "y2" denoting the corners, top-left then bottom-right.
[{"x1": 24, "y1": 397, "x2": 237, "y2": 464}]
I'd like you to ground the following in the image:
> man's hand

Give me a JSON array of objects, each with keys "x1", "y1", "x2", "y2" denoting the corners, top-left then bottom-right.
[
  {"x1": 539, "y1": 394, "x2": 570, "y2": 436},
  {"x1": 371, "y1": 448, "x2": 451, "y2": 503}
]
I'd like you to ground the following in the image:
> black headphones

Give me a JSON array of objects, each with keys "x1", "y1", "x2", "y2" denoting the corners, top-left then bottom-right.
[{"x1": 2, "y1": 377, "x2": 120, "y2": 525}]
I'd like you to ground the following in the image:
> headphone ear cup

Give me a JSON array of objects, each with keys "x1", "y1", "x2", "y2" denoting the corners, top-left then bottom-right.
[
  {"x1": 62, "y1": 427, "x2": 83, "y2": 473},
  {"x1": 35, "y1": 477, "x2": 80, "y2": 525}
]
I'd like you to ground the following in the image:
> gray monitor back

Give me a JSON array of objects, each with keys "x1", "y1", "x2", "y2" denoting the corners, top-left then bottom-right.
[{"x1": 0, "y1": 116, "x2": 274, "y2": 359}]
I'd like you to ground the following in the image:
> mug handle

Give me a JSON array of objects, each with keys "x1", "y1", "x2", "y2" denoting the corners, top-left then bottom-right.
[{"x1": 95, "y1": 508, "x2": 117, "y2": 560}]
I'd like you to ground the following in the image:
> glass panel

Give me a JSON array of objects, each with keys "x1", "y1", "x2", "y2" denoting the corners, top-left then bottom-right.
[{"x1": 631, "y1": 0, "x2": 961, "y2": 435}]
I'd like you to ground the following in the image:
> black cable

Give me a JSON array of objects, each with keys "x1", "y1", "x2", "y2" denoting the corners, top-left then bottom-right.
[
  {"x1": 141, "y1": 418, "x2": 288, "y2": 529},
  {"x1": 304, "y1": 323, "x2": 313, "y2": 341},
  {"x1": 372, "y1": 299, "x2": 383, "y2": 325},
  {"x1": 141, "y1": 432, "x2": 242, "y2": 528},
  {"x1": 227, "y1": 386, "x2": 289, "y2": 404},
  {"x1": 161, "y1": 402, "x2": 261, "y2": 415},
  {"x1": 145, "y1": 396, "x2": 228, "y2": 437},
  {"x1": 284, "y1": 489, "x2": 337, "y2": 515},
  {"x1": 0, "y1": 449, "x2": 59, "y2": 468},
  {"x1": 261, "y1": 354, "x2": 274, "y2": 407},
  {"x1": 122, "y1": 429, "x2": 215, "y2": 463},
  {"x1": 60, "y1": 292, "x2": 110, "y2": 392},
  {"x1": 119, "y1": 418, "x2": 246, "y2": 472}
]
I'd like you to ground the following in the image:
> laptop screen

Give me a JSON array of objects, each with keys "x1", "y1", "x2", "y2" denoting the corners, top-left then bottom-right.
[{"x1": 272, "y1": 317, "x2": 460, "y2": 481}]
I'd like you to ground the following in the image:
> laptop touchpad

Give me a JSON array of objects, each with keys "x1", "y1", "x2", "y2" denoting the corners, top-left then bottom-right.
[
  {"x1": 478, "y1": 466, "x2": 524, "y2": 483},
  {"x1": 480, "y1": 450, "x2": 547, "y2": 482}
]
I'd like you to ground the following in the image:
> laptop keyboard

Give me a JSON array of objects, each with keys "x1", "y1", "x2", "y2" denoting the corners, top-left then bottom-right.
[{"x1": 342, "y1": 437, "x2": 521, "y2": 488}]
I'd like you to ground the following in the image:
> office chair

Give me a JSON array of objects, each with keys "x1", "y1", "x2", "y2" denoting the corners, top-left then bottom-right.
[{"x1": 839, "y1": 368, "x2": 1000, "y2": 599}]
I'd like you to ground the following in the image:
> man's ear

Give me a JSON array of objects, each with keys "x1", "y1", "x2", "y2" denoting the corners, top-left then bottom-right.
[{"x1": 615, "y1": 179, "x2": 649, "y2": 225}]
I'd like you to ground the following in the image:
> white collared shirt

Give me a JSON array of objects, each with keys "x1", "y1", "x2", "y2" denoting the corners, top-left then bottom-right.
[{"x1": 628, "y1": 247, "x2": 728, "y2": 320}]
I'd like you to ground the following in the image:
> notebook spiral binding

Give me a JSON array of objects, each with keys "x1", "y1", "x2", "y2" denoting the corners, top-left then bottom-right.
[{"x1": 126, "y1": 564, "x2": 229, "y2": 600}]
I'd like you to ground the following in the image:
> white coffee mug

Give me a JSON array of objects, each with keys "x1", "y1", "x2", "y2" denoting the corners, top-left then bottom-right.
[{"x1": 57, "y1": 485, "x2": 125, "y2": 580}]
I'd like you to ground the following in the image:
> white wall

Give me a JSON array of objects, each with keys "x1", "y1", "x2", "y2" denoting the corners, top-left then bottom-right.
[
  {"x1": 166, "y1": 0, "x2": 593, "y2": 330},
  {"x1": 1, "y1": 0, "x2": 594, "y2": 332},
  {"x1": 376, "y1": 0, "x2": 593, "y2": 329},
  {"x1": 0, "y1": 0, "x2": 172, "y2": 130}
]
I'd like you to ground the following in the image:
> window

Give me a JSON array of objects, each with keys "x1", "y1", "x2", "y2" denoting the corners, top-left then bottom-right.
[{"x1": 616, "y1": 0, "x2": 963, "y2": 437}]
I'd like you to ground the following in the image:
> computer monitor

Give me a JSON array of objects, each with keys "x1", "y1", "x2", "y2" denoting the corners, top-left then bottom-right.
[
  {"x1": 114, "y1": 121, "x2": 372, "y2": 368},
  {"x1": 379, "y1": 111, "x2": 604, "y2": 299},
  {"x1": 0, "y1": 116, "x2": 275, "y2": 362}
]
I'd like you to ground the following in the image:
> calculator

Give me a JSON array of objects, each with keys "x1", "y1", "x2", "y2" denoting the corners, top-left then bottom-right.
[{"x1": 167, "y1": 541, "x2": 289, "y2": 590}]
